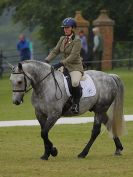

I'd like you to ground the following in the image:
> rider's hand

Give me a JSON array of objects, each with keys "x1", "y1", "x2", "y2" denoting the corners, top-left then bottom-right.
[
  {"x1": 44, "y1": 58, "x2": 50, "y2": 63},
  {"x1": 53, "y1": 62, "x2": 64, "y2": 70}
]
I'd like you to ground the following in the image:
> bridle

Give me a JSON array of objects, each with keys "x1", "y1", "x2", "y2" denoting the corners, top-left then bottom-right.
[
  {"x1": 12, "y1": 66, "x2": 63, "y2": 99},
  {"x1": 12, "y1": 71, "x2": 31, "y2": 93}
]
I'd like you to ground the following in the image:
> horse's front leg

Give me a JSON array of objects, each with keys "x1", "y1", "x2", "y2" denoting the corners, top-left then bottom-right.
[
  {"x1": 41, "y1": 130, "x2": 57, "y2": 160},
  {"x1": 41, "y1": 120, "x2": 58, "y2": 160},
  {"x1": 37, "y1": 114, "x2": 59, "y2": 160}
]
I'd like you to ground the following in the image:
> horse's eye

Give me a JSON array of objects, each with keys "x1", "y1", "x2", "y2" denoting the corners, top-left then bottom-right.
[{"x1": 18, "y1": 81, "x2": 22, "y2": 85}]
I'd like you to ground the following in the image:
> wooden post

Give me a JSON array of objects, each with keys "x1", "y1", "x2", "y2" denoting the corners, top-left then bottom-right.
[
  {"x1": 93, "y1": 9, "x2": 115, "y2": 70},
  {"x1": 74, "y1": 11, "x2": 89, "y2": 37}
]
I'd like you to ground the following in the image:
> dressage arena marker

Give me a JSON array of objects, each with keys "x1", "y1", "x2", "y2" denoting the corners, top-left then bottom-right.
[{"x1": 0, "y1": 115, "x2": 133, "y2": 127}]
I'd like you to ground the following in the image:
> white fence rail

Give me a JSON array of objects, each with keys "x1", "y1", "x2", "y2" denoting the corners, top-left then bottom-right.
[{"x1": 0, "y1": 115, "x2": 133, "y2": 127}]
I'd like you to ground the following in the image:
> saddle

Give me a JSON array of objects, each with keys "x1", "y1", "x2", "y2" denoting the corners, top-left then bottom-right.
[
  {"x1": 58, "y1": 67, "x2": 96, "y2": 115},
  {"x1": 62, "y1": 67, "x2": 96, "y2": 98}
]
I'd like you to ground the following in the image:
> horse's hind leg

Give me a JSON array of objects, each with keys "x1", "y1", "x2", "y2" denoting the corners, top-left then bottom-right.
[
  {"x1": 78, "y1": 113, "x2": 102, "y2": 158},
  {"x1": 102, "y1": 113, "x2": 123, "y2": 156},
  {"x1": 113, "y1": 137, "x2": 123, "y2": 155}
]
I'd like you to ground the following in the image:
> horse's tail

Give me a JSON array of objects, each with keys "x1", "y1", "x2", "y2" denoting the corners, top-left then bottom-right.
[{"x1": 107, "y1": 74, "x2": 126, "y2": 137}]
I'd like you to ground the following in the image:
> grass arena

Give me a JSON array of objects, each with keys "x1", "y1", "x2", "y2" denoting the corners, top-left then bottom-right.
[{"x1": 0, "y1": 69, "x2": 133, "y2": 177}]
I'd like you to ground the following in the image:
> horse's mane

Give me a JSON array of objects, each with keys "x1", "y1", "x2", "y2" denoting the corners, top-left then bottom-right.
[
  {"x1": 22, "y1": 60, "x2": 48, "y2": 66},
  {"x1": 22, "y1": 60, "x2": 51, "y2": 71}
]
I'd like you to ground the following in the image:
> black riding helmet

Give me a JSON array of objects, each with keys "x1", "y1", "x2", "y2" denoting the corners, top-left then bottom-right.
[{"x1": 61, "y1": 17, "x2": 77, "y2": 28}]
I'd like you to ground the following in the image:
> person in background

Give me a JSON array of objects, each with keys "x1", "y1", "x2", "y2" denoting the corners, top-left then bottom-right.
[
  {"x1": 78, "y1": 30, "x2": 88, "y2": 69},
  {"x1": 92, "y1": 27, "x2": 103, "y2": 70},
  {"x1": 44, "y1": 17, "x2": 84, "y2": 114},
  {"x1": 17, "y1": 34, "x2": 31, "y2": 61},
  {"x1": 29, "y1": 40, "x2": 34, "y2": 60}
]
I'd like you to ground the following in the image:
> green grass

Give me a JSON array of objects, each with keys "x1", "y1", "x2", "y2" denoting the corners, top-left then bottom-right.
[
  {"x1": 0, "y1": 122, "x2": 133, "y2": 177},
  {"x1": 0, "y1": 69, "x2": 133, "y2": 121},
  {"x1": 0, "y1": 74, "x2": 35, "y2": 121}
]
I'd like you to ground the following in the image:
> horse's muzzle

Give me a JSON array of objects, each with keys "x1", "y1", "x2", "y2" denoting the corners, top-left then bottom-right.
[{"x1": 13, "y1": 99, "x2": 23, "y2": 105}]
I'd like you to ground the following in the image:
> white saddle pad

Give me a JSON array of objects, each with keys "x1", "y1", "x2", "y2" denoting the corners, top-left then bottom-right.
[{"x1": 63, "y1": 74, "x2": 96, "y2": 98}]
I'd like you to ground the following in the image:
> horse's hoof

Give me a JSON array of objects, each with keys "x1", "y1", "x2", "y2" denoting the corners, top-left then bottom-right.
[
  {"x1": 40, "y1": 154, "x2": 49, "y2": 160},
  {"x1": 77, "y1": 153, "x2": 86, "y2": 158},
  {"x1": 51, "y1": 147, "x2": 58, "y2": 157},
  {"x1": 114, "y1": 149, "x2": 122, "y2": 156}
]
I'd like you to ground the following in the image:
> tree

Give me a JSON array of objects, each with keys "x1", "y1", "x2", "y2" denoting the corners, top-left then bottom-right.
[{"x1": 0, "y1": 0, "x2": 133, "y2": 47}]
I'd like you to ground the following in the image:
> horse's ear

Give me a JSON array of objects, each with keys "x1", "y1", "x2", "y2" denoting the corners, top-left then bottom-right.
[
  {"x1": 18, "y1": 63, "x2": 23, "y2": 71},
  {"x1": 6, "y1": 62, "x2": 14, "y2": 71}
]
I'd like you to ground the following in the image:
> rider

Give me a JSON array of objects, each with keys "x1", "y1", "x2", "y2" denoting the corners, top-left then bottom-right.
[{"x1": 44, "y1": 17, "x2": 84, "y2": 114}]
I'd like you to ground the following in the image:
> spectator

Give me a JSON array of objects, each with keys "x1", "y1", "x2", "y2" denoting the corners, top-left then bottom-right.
[
  {"x1": 92, "y1": 27, "x2": 103, "y2": 70},
  {"x1": 78, "y1": 30, "x2": 88, "y2": 68},
  {"x1": 17, "y1": 34, "x2": 31, "y2": 61},
  {"x1": 29, "y1": 40, "x2": 34, "y2": 60}
]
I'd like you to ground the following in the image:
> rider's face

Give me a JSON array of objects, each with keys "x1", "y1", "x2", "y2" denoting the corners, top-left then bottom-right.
[{"x1": 64, "y1": 27, "x2": 73, "y2": 36}]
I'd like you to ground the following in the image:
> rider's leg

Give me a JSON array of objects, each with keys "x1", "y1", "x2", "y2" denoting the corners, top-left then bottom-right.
[{"x1": 70, "y1": 71, "x2": 82, "y2": 114}]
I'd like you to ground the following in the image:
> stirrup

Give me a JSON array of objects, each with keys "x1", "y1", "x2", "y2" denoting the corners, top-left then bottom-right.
[{"x1": 71, "y1": 103, "x2": 79, "y2": 114}]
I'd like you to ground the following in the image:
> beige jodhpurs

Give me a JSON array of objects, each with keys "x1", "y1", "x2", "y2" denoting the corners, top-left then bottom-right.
[{"x1": 70, "y1": 71, "x2": 82, "y2": 87}]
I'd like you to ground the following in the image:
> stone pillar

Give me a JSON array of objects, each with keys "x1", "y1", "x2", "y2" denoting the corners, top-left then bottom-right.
[
  {"x1": 74, "y1": 11, "x2": 89, "y2": 36},
  {"x1": 93, "y1": 10, "x2": 115, "y2": 70}
]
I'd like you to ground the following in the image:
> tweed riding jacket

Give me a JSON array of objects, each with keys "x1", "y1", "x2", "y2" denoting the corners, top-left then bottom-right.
[{"x1": 46, "y1": 35, "x2": 84, "y2": 73}]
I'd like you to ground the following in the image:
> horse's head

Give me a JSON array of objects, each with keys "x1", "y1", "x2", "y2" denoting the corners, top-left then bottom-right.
[{"x1": 10, "y1": 62, "x2": 31, "y2": 105}]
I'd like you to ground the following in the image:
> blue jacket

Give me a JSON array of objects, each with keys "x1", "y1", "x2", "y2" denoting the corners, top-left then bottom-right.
[{"x1": 17, "y1": 40, "x2": 31, "y2": 61}]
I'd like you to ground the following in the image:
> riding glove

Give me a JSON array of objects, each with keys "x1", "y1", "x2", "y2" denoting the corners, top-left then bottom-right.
[
  {"x1": 53, "y1": 62, "x2": 64, "y2": 70},
  {"x1": 44, "y1": 58, "x2": 50, "y2": 63}
]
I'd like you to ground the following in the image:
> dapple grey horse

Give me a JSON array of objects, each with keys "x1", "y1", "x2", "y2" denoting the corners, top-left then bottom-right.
[{"x1": 9, "y1": 60, "x2": 125, "y2": 160}]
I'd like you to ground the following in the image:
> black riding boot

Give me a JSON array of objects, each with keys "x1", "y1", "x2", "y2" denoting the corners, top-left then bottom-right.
[{"x1": 71, "y1": 86, "x2": 82, "y2": 114}]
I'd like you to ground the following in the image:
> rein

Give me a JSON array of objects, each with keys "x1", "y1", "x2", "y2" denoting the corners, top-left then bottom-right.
[
  {"x1": 51, "y1": 67, "x2": 63, "y2": 100},
  {"x1": 12, "y1": 66, "x2": 63, "y2": 99}
]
